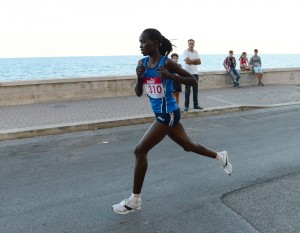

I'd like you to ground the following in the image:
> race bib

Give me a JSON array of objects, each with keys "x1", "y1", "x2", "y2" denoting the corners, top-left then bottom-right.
[{"x1": 143, "y1": 77, "x2": 165, "y2": 98}]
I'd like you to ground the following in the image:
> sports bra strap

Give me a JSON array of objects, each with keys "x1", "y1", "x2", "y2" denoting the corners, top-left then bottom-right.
[
  {"x1": 142, "y1": 56, "x2": 166, "y2": 68},
  {"x1": 142, "y1": 57, "x2": 148, "y2": 67}
]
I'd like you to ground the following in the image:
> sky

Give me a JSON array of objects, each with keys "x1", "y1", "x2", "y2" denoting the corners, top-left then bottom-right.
[{"x1": 1, "y1": 0, "x2": 300, "y2": 58}]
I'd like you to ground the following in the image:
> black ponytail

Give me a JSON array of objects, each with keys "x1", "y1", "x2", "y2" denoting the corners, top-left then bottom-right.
[{"x1": 159, "y1": 36, "x2": 174, "y2": 56}]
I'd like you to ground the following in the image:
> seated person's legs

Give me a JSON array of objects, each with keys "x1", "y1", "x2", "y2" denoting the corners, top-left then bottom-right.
[
  {"x1": 233, "y1": 68, "x2": 241, "y2": 82},
  {"x1": 229, "y1": 69, "x2": 239, "y2": 86}
]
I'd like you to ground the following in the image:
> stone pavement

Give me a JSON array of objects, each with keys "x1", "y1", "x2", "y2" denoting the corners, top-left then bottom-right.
[{"x1": 1, "y1": 84, "x2": 300, "y2": 141}]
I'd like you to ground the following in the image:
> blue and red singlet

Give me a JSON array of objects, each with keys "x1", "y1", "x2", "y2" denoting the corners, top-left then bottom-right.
[{"x1": 142, "y1": 56, "x2": 179, "y2": 114}]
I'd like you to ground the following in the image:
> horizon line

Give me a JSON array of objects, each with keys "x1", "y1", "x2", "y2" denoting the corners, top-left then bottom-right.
[{"x1": 1, "y1": 53, "x2": 300, "y2": 59}]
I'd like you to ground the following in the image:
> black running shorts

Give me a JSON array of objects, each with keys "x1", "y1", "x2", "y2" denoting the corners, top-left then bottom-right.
[{"x1": 154, "y1": 108, "x2": 180, "y2": 127}]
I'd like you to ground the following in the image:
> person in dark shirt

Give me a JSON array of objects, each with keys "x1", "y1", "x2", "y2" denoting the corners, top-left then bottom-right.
[
  {"x1": 171, "y1": 53, "x2": 182, "y2": 107},
  {"x1": 223, "y1": 50, "x2": 241, "y2": 88}
]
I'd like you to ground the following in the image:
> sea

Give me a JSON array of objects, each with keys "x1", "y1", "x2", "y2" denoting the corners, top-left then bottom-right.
[{"x1": 0, "y1": 54, "x2": 300, "y2": 82}]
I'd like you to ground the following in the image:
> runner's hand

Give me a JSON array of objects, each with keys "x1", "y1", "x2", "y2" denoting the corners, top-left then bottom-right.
[
  {"x1": 136, "y1": 65, "x2": 145, "y2": 79},
  {"x1": 157, "y1": 65, "x2": 171, "y2": 79}
]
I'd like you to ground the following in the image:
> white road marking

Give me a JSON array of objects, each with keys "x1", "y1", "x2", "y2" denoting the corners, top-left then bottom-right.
[{"x1": 206, "y1": 96, "x2": 236, "y2": 105}]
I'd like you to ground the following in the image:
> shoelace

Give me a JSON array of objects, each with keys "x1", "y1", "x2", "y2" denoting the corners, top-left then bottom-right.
[
  {"x1": 122, "y1": 198, "x2": 140, "y2": 211},
  {"x1": 122, "y1": 198, "x2": 130, "y2": 205}
]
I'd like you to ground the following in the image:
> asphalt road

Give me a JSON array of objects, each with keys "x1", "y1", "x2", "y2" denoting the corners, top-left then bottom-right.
[{"x1": 1, "y1": 105, "x2": 300, "y2": 233}]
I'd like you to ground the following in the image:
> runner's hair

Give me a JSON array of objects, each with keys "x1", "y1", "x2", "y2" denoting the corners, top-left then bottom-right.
[{"x1": 142, "y1": 28, "x2": 174, "y2": 56}]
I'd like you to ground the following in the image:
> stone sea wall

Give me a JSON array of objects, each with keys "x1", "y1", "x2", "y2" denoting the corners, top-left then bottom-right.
[{"x1": 0, "y1": 68, "x2": 299, "y2": 106}]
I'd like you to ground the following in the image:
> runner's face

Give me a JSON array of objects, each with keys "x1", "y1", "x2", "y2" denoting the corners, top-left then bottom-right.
[{"x1": 139, "y1": 33, "x2": 157, "y2": 56}]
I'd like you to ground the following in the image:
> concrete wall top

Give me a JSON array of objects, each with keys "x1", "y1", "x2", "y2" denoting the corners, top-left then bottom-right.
[
  {"x1": 0, "y1": 75, "x2": 135, "y2": 87},
  {"x1": 1, "y1": 67, "x2": 300, "y2": 87},
  {"x1": 200, "y1": 67, "x2": 300, "y2": 75}
]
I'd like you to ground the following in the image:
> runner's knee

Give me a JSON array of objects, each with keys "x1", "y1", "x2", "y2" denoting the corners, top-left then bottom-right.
[
  {"x1": 182, "y1": 142, "x2": 193, "y2": 152},
  {"x1": 134, "y1": 145, "x2": 148, "y2": 159}
]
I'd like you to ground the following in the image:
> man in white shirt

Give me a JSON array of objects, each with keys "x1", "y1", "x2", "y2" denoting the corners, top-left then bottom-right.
[{"x1": 182, "y1": 39, "x2": 202, "y2": 111}]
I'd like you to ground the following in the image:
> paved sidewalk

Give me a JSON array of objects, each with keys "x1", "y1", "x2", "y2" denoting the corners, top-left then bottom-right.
[{"x1": 1, "y1": 84, "x2": 300, "y2": 140}]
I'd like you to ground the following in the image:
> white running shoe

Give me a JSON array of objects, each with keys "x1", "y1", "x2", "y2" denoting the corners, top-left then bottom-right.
[
  {"x1": 112, "y1": 195, "x2": 141, "y2": 215},
  {"x1": 218, "y1": 151, "x2": 232, "y2": 175}
]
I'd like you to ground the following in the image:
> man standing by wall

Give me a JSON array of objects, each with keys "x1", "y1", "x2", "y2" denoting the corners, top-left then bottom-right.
[{"x1": 183, "y1": 39, "x2": 202, "y2": 112}]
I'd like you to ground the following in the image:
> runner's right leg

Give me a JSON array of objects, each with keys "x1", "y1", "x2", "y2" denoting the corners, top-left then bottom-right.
[{"x1": 112, "y1": 120, "x2": 170, "y2": 214}]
